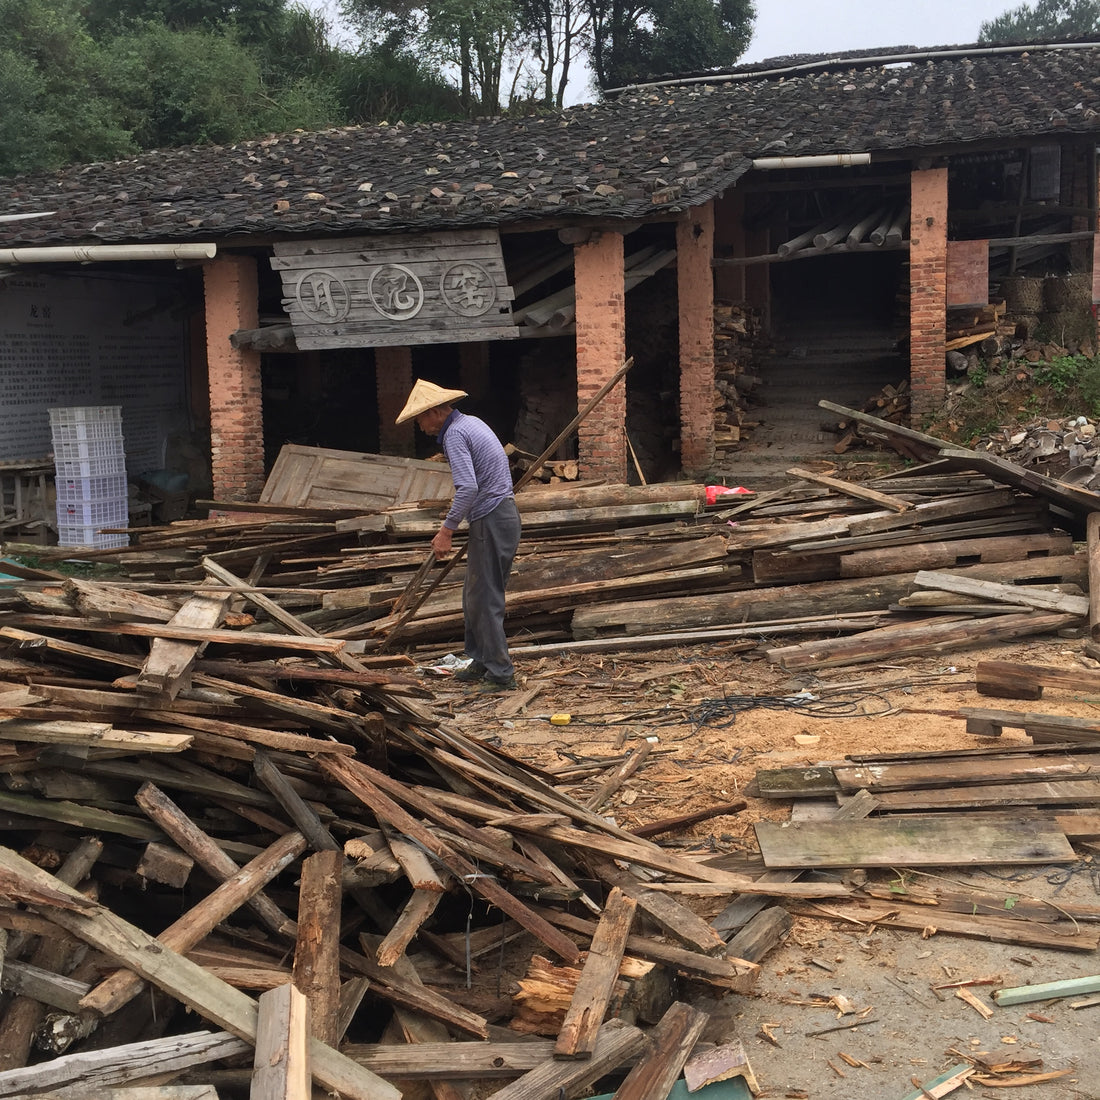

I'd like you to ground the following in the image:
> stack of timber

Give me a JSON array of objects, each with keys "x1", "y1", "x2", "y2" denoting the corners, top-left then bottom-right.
[
  {"x1": 713, "y1": 300, "x2": 762, "y2": 455},
  {"x1": 747, "y1": 661, "x2": 1100, "y2": 952},
  {"x1": 0, "y1": 568, "x2": 791, "y2": 1097},
  {"x1": 944, "y1": 298, "x2": 1010, "y2": 362},
  {"x1": 7, "y1": 421, "x2": 1098, "y2": 665}
]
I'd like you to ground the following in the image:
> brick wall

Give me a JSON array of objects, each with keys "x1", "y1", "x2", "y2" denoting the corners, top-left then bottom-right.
[
  {"x1": 376, "y1": 346, "x2": 415, "y2": 456},
  {"x1": 909, "y1": 167, "x2": 949, "y2": 424},
  {"x1": 204, "y1": 255, "x2": 264, "y2": 502},
  {"x1": 574, "y1": 231, "x2": 627, "y2": 482},
  {"x1": 677, "y1": 203, "x2": 716, "y2": 476}
]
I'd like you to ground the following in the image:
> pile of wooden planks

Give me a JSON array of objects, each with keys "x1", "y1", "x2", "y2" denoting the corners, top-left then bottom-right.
[
  {"x1": 748, "y1": 659, "x2": 1100, "y2": 953},
  {"x1": 0, "y1": 567, "x2": 803, "y2": 1096},
  {"x1": 826, "y1": 380, "x2": 909, "y2": 454}
]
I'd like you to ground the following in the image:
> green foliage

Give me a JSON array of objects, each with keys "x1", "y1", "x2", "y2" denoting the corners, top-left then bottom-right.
[
  {"x1": 330, "y1": 42, "x2": 466, "y2": 121},
  {"x1": 103, "y1": 23, "x2": 337, "y2": 148},
  {"x1": 0, "y1": 0, "x2": 135, "y2": 174},
  {"x1": 587, "y1": 0, "x2": 754, "y2": 91},
  {"x1": 1032, "y1": 354, "x2": 1083, "y2": 396},
  {"x1": 979, "y1": 0, "x2": 1100, "y2": 41}
]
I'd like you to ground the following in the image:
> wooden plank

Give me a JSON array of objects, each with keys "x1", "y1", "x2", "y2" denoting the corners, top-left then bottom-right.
[
  {"x1": 867, "y1": 778, "x2": 1100, "y2": 810},
  {"x1": 0, "y1": 846, "x2": 400, "y2": 1100},
  {"x1": 976, "y1": 659, "x2": 1100, "y2": 700},
  {"x1": 136, "y1": 593, "x2": 230, "y2": 700},
  {"x1": 834, "y1": 752, "x2": 1100, "y2": 792},
  {"x1": 786, "y1": 467, "x2": 911, "y2": 512},
  {"x1": 610, "y1": 1001, "x2": 709, "y2": 1100},
  {"x1": 483, "y1": 1019, "x2": 645, "y2": 1100},
  {"x1": 992, "y1": 974, "x2": 1100, "y2": 1006},
  {"x1": 766, "y1": 611, "x2": 1077, "y2": 671},
  {"x1": 341, "y1": 1040, "x2": 558, "y2": 1078},
  {"x1": 0, "y1": 1031, "x2": 250, "y2": 1098},
  {"x1": 961, "y1": 708, "x2": 1100, "y2": 740},
  {"x1": 755, "y1": 812, "x2": 1075, "y2": 868},
  {"x1": 592, "y1": 861, "x2": 726, "y2": 955},
  {"x1": 251, "y1": 984, "x2": 311, "y2": 1100},
  {"x1": 555, "y1": 888, "x2": 637, "y2": 1059},
  {"x1": 797, "y1": 901, "x2": 1099, "y2": 951},
  {"x1": 1090, "y1": 511, "x2": 1100, "y2": 641},
  {"x1": 293, "y1": 851, "x2": 343, "y2": 1047},
  {"x1": 913, "y1": 570, "x2": 1090, "y2": 615},
  {"x1": 0, "y1": 721, "x2": 191, "y2": 752}
]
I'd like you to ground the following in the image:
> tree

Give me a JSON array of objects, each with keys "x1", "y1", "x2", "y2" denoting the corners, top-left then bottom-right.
[
  {"x1": 586, "y1": 0, "x2": 754, "y2": 91},
  {"x1": 340, "y1": 0, "x2": 522, "y2": 113},
  {"x1": 514, "y1": 0, "x2": 590, "y2": 108},
  {"x1": 979, "y1": 0, "x2": 1100, "y2": 41},
  {"x1": 0, "y1": 0, "x2": 134, "y2": 174}
]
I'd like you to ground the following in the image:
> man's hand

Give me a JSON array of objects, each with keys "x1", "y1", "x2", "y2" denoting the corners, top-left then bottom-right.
[{"x1": 431, "y1": 526, "x2": 454, "y2": 558}]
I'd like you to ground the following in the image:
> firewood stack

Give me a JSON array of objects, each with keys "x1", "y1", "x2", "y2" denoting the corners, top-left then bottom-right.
[{"x1": 713, "y1": 301, "x2": 762, "y2": 457}]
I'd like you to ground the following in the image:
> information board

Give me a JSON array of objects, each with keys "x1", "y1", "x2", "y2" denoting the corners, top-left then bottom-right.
[{"x1": 0, "y1": 273, "x2": 188, "y2": 472}]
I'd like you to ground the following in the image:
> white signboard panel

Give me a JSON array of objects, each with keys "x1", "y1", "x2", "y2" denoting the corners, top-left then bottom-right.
[{"x1": 0, "y1": 273, "x2": 188, "y2": 471}]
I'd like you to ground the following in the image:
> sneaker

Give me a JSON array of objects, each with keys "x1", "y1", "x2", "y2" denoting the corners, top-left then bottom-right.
[
  {"x1": 478, "y1": 674, "x2": 517, "y2": 693},
  {"x1": 453, "y1": 661, "x2": 487, "y2": 682}
]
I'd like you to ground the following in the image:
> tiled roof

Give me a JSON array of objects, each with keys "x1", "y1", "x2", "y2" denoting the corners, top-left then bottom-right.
[{"x1": 2, "y1": 40, "x2": 1099, "y2": 247}]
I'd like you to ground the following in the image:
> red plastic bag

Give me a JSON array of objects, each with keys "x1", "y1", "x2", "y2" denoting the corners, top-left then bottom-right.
[{"x1": 705, "y1": 485, "x2": 752, "y2": 505}]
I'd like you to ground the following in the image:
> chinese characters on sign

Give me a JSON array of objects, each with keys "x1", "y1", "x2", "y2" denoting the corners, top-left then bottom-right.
[{"x1": 273, "y1": 230, "x2": 517, "y2": 350}]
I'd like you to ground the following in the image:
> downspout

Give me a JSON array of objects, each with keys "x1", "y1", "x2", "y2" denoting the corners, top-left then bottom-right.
[{"x1": 0, "y1": 243, "x2": 216, "y2": 264}]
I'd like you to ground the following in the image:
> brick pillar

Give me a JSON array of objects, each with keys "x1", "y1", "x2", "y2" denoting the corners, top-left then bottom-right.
[
  {"x1": 677, "y1": 203, "x2": 716, "y2": 477},
  {"x1": 376, "y1": 346, "x2": 415, "y2": 455},
  {"x1": 574, "y1": 231, "x2": 626, "y2": 483},
  {"x1": 909, "y1": 167, "x2": 949, "y2": 424},
  {"x1": 204, "y1": 254, "x2": 264, "y2": 502}
]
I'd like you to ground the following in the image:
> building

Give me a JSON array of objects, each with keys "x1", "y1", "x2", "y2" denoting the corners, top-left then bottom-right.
[{"x1": 2, "y1": 38, "x2": 1099, "y2": 502}]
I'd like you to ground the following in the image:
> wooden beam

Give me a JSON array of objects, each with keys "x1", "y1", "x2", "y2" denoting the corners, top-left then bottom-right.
[
  {"x1": 610, "y1": 1001, "x2": 709, "y2": 1100},
  {"x1": 555, "y1": 888, "x2": 637, "y2": 1059},
  {"x1": 0, "y1": 846, "x2": 400, "y2": 1100},
  {"x1": 293, "y1": 851, "x2": 343, "y2": 1047},
  {"x1": 251, "y1": 983, "x2": 311, "y2": 1100}
]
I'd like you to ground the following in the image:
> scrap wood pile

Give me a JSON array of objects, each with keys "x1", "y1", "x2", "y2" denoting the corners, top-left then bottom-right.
[
  {"x1": 0, "y1": 564, "x2": 799, "y2": 1097},
  {"x1": 741, "y1": 655, "x2": 1100, "y2": 956}
]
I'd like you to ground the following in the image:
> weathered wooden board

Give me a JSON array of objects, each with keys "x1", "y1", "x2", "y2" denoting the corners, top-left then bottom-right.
[
  {"x1": 272, "y1": 230, "x2": 518, "y2": 348},
  {"x1": 833, "y1": 752, "x2": 1100, "y2": 792},
  {"x1": 260, "y1": 444, "x2": 454, "y2": 512},
  {"x1": 755, "y1": 812, "x2": 1075, "y2": 868},
  {"x1": 863, "y1": 778, "x2": 1100, "y2": 810}
]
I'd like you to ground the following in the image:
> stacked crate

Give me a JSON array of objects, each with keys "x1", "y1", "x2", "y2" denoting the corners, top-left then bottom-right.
[{"x1": 49, "y1": 406, "x2": 129, "y2": 549}]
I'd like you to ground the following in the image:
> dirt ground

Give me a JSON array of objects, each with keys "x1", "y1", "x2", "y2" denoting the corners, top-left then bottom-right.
[{"x1": 420, "y1": 633, "x2": 1100, "y2": 1100}]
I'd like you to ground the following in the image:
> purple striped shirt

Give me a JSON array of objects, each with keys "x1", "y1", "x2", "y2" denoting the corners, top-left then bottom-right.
[{"x1": 437, "y1": 410, "x2": 514, "y2": 529}]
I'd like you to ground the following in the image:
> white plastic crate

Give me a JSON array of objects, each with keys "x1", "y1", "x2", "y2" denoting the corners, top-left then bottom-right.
[
  {"x1": 54, "y1": 454, "x2": 127, "y2": 479},
  {"x1": 51, "y1": 420, "x2": 125, "y2": 444},
  {"x1": 52, "y1": 436, "x2": 126, "y2": 463},
  {"x1": 48, "y1": 406, "x2": 122, "y2": 426},
  {"x1": 55, "y1": 474, "x2": 128, "y2": 502},
  {"x1": 56, "y1": 497, "x2": 128, "y2": 528},
  {"x1": 57, "y1": 526, "x2": 130, "y2": 550}
]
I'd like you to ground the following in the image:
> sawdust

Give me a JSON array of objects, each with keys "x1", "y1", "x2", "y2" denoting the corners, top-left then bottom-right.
[{"x1": 439, "y1": 633, "x2": 1100, "y2": 843}]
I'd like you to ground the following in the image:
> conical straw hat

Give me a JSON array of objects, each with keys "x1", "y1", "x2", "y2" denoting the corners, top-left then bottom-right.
[{"x1": 395, "y1": 379, "x2": 469, "y2": 424}]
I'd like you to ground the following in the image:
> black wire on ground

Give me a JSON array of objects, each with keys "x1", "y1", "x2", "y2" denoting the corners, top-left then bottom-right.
[{"x1": 688, "y1": 689, "x2": 895, "y2": 733}]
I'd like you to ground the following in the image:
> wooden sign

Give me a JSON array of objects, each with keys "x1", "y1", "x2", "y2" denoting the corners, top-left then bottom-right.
[
  {"x1": 946, "y1": 239, "x2": 989, "y2": 308},
  {"x1": 272, "y1": 230, "x2": 518, "y2": 349}
]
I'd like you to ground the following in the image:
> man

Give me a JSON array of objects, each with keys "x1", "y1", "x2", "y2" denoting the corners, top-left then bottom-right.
[{"x1": 395, "y1": 379, "x2": 521, "y2": 691}]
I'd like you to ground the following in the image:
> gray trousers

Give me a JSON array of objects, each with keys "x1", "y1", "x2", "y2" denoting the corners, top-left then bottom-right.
[{"x1": 463, "y1": 497, "x2": 521, "y2": 680}]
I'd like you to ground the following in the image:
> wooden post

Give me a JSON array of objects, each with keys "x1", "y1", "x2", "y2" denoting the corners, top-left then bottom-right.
[
  {"x1": 554, "y1": 888, "x2": 637, "y2": 1059},
  {"x1": 293, "y1": 850, "x2": 343, "y2": 1047},
  {"x1": 1088, "y1": 511, "x2": 1100, "y2": 641},
  {"x1": 252, "y1": 983, "x2": 311, "y2": 1100}
]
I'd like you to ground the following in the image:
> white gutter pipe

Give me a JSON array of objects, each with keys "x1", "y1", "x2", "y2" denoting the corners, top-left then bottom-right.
[
  {"x1": 752, "y1": 153, "x2": 871, "y2": 170},
  {"x1": 0, "y1": 211, "x2": 58, "y2": 223},
  {"x1": 0, "y1": 243, "x2": 216, "y2": 264}
]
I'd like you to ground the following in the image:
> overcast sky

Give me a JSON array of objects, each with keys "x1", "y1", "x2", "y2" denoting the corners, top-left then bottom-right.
[{"x1": 741, "y1": 0, "x2": 1018, "y2": 64}]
